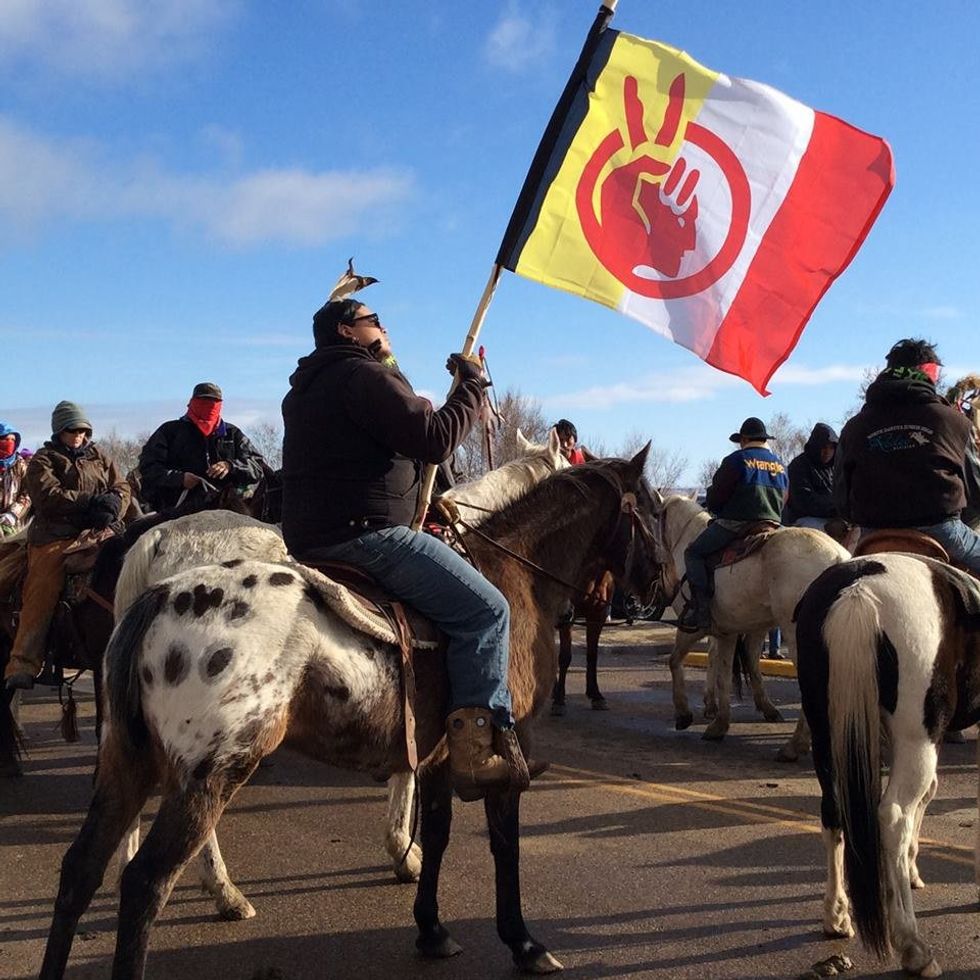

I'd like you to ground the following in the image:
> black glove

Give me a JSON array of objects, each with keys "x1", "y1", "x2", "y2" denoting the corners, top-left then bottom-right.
[
  {"x1": 86, "y1": 493, "x2": 121, "y2": 530},
  {"x1": 446, "y1": 353, "x2": 490, "y2": 387},
  {"x1": 93, "y1": 492, "x2": 122, "y2": 519}
]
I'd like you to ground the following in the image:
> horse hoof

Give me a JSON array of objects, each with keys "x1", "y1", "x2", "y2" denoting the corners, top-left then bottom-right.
[
  {"x1": 918, "y1": 959, "x2": 942, "y2": 978},
  {"x1": 675, "y1": 712, "x2": 694, "y2": 731},
  {"x1": 702, "y1": 720, "x2": 728, "y2": 741},
  {"x1": 550, "y1": 702, "x2": 566, "y2": 717},
  {"x1": 416, "y1": 928, "x2": 463, "y2": 959},
  {"x1": 514, "y1": 943, "x2": 563, "y2": 974},
  {"x1": 762, "y1": 708, "x2": 784, "y2": 723},
  {"x1": 589, "y1": 697, "x2": 609, "y2": 711},
  {"x1": 394, "y1": 843, "x2": 422, "y2": 883},
  {"x1": 910, "y1": 871, "x2": 926, "y2": 890},
  {"x1": 217, "y1": 896, "x2": 256, "y2": 921},
  {"x1": 823, "y1": 919, "x2": 854, "y2": 939}
]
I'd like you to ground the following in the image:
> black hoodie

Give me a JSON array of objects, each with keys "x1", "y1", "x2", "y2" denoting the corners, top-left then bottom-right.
[
  {"x1": 835, "y1": 372, "x2": 976, "y2": 527},
  {"x1": 782, "y1": 422, "x2": 838, "y2": 525},
  {"x1": 280, "y1": 343, "x2": 484, "y2": 554}
]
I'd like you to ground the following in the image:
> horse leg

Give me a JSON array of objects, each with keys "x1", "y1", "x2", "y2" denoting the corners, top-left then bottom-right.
[
  {"x1": 385, "y1": 771, "x2": 422, "y2": 883},
  {"x1": 92, "y1": 662, "x2": 104, "y2": 744},
  {"x1": 114, "y1": 778, "x2": 235, "y2": 980},
  {"x1": 776, "y1": 634, "x2": 812, "y2": 763},
  {"x1": 550, "y1": 623, "x2": 572, "y2": 717},
  {"x1": 669, "y1": 629, "x2": 702, "y2": 730},
  {"x1": 584, "y1": 613, "x2": 607, "y2": 709},
  {"x1": 821, "y1": 826, "x2": 854, "y2": 938},
  {"x1": 745, "y1": 628, "x2": 783, "y2": 722},
  {"x1": 197, "y1": 829, "x2": 256, "y2": 920},
  {"x1": 484, "y1": 788, "x2": 562, "y2": 973},
  {"x1": 878, "y1": 739, "x2": 941, "y2": 977},
  {"x1": 413, "y1": 762, "x2": 462, "y2": 959},
  {"x1": 976, "y1": 734, "x2": 980, "y2": 903},
  {"x1": 40, "y1": 757, "x2": 152, "y2": 980},
  {"x1": 703, "y1": 636, "x2": 735, "y2": 741},
  {"x1": 908, "y1": 774, "x2": 938, "y2": 890}
]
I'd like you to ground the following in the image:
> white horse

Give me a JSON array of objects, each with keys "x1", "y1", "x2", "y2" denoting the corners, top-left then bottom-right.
[
  {"x1": 649, "y1": 491, "x2": 849, "y2": 758},
  {"x1": 112, "y1": 429, "x2": 569, "y2": 915},
  {"x1": 796, "y1": 553, "x2": 980, "y2": 977}
]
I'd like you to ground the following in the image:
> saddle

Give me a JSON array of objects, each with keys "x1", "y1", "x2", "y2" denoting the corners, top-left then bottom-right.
[
  {"x1": 853, "y1": 528, "x2": 951, "y2": 562},
  {"x1": 706, "y1": 521, "x2": 781, "y2": 571},
  {"x1": 294, "y1": 560, "x2": 445, "y2": 771}
]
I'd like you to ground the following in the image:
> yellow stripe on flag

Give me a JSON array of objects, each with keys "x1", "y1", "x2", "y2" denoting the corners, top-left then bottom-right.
[{"x1": 514, "y1": 35, "x2": 719, "y2": 311}]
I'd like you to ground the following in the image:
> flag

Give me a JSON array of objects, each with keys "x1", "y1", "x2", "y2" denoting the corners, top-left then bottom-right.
[{"x1": 497, "y1": 9, "x2": 894, "y2": 394}]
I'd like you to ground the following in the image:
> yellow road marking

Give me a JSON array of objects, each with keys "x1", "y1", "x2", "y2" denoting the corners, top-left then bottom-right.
[
  {"x1": 684, "y1": 650, "x2": 798, "y2": 679},
  {"x1": 548, "y1": 763, "x2": 974, "y2": 867}
]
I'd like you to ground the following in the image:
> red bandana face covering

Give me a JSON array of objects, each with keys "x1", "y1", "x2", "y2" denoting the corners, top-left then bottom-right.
[
  {"x1": 187, "y1": 398, "x2": 223, "y2": 437},
  {"x1": 0, "y1": 436, "x2": 16, "y2": 459}
]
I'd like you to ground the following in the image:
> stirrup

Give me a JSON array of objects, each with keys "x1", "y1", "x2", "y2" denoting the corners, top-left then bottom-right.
[{"x1": 675, "y1": 599, "x2": 704, "y2": 633}]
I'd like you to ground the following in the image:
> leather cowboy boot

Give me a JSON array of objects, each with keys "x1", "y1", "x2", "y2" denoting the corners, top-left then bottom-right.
[{"x1": 446, "y1": 707, "x2": 512, "y2": 801}]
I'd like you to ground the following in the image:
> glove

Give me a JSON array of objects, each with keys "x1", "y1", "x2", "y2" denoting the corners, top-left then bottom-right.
[
  {"x1": 446, "y1": 353, "x2": 490, "y2": 387},
  {"x1": 86, "y1": 493, "x2": 121, "y2": 530},
  {"x1": 92, "y1": 492, "x2": 122, "y2": 520},
  {"x1": 0, "y1": 512, "x2": 15, "y2": 527}
]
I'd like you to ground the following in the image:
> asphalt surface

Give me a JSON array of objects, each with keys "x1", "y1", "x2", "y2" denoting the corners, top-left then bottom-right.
[{"x1": 2, "y1": 622, "x2": 979, "y2": 980}]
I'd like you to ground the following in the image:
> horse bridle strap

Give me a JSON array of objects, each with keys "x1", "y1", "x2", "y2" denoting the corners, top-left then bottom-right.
[{"x1": 82, "y1": 585, "x2": 115, "y2": 616}]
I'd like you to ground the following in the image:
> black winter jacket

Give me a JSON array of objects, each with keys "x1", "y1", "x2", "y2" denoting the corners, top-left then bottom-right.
[
  {"x1": 138, "y1": 417, "x2": 265, "y2": 510},
  {"x1": 835, "y1": 372, "x2": 979, "y2": 527},
  {"x1": 280, "y1": 343, "x2": 485, "y2": 555},
  {"x1": 782, "y1": 423, "x2": 838, "y2": 525}
]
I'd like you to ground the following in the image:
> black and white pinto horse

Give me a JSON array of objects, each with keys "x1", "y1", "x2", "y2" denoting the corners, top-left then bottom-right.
[
  {"x1": 39, "y1": 453, "x2": 660, "y2": 980},
  {"x1": 796, "y1": 553, "x2": 980, "y2": 977}
]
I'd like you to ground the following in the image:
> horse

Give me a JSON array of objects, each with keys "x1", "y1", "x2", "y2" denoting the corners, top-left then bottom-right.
[
  {"x1": 647, "y1": 490, "x2": 849, "y2": 758},
  {"x1": 108, "y1": 430, "x2": 571, "y2": 904},
  {"x1": 795, "y1": 553, "x2": 980, "y2": 977},
  {"x1": 38, "y1": 452, "x2": 659, "y2": 980}
]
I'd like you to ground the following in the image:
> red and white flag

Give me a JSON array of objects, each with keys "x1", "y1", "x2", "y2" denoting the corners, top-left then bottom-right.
[{"x1": 498, "y1": 18, "x2": 894, "y2": 394}]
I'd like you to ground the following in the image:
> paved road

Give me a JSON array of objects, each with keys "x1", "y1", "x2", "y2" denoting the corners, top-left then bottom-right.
[{"x1": 2, "y1": 624, "x2": 978, "y2": 979}]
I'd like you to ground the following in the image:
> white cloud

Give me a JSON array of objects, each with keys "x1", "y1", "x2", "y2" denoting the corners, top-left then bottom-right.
[
  {"x1": 548, "y1": 360, "x2": 870, "y2": 410},
  {"x1": 484, "y1": 3, "x2": 556, "y2": 73},
  {"x1": 0, "y1": 117, "x2": 414, "y2": 247},
  {"x1": 920, "y1": 305, "x2": 963, "y2": 321},
  {"x1": 0, "y1": 0, "x2": 237, "y2": 80}
]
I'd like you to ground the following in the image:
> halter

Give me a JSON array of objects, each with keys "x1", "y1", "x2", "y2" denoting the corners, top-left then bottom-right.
[{"x1": 653, "y1": 500, "x2": 702, "y2": 606}]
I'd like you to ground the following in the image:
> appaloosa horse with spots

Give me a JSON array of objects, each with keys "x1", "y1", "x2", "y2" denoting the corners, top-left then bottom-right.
[
  {"x1": 40, "y1": 453, "x2": 659, "y2": 979},
  {"x1": 110, "y1": 432, "x2": 569, "y2": 899},
  {"x1": 796, "y1": 553, "x2": 980, "y2": 978}
]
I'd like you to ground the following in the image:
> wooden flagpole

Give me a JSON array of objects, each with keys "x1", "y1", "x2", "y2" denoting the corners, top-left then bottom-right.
[{"x1": 411, "y1": 263, "x2": 501, "y2": 528}]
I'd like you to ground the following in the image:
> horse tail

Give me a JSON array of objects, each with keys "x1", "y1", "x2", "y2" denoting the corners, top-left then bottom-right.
[
  {"x1": 114, "y1": 524, "x2": 164, "y2": 619},
  {"x1": 731, "y1": 634, "x2": 750, "y2": 701},
  {"x1": 105, "y1": 585, "x2": 171, "y2": 756},
  {"x1": 824, "y1": 578, "x2": 889, "y2": 957}
]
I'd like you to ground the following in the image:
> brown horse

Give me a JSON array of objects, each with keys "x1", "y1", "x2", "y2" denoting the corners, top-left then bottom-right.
[{"x1": 39, "y1": 453, "x2": 659, "y2": 979}]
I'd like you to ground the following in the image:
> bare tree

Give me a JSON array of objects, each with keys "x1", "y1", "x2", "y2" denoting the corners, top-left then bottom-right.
[
  {"x1": 697, "y1": 457, "x2": 720, "y2": 491},
  {"x1": 766, "y1": 411, "x2": 808, "y2": 461},
  {"x1": 97, "y1": 429, "x2": 149, "y2": 474},
  {"x1": 248, "y1": 420, "x2": 283, "y2": 469},
  {"x1": 615, "y1": 429, "x2": 687, "y2": 491}
]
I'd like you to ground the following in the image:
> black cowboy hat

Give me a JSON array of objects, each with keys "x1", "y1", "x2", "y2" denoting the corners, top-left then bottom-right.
[{"x1": 729, "y1": 417, "x2": 772, "y2": 443}]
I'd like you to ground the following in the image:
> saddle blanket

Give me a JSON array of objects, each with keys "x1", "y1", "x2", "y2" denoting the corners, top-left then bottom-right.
[
  {"x1": 291, "y1": 562, "x2": 440, "y2": 650},
  {"x1": 708, "y1": 522, "x2": 781, "y2": 571}
]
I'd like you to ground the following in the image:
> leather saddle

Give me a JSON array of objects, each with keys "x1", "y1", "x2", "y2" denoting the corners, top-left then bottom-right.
[
  {"x1": 302, "y1": 559, "x2": 445, "y2": 771},
  {"x1": 706, "y1": 521, "x2": 781, "y2": 571},
  {"x1": 853, "y1": 528, "x2": 951, "y2": 562}
]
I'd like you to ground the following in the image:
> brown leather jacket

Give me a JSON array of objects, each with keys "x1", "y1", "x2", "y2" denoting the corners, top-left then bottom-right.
[
  {"x1": 26, "y1": 440, "x2": 131, "y2": 545},
  {"x1": 1, "y1": 457, "x2": 31, "y2": 524}
]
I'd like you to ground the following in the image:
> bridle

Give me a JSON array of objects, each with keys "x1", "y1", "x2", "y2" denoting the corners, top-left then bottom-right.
[
  {"x1": 653, "y1": 500, "x2": 702, "y2": 607},
  {"x1": 440, "y1": 467, "x2": 656, "y2": 603}
]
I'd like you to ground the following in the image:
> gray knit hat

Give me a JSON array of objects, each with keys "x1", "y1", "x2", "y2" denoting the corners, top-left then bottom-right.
[{"x1": 51, "y1": 400, "x2": 92, "y2": 435}]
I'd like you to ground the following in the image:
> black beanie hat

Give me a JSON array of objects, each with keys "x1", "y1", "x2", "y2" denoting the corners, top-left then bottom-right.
[{"x1": 313, "y1": 299, "x2": 364, "y2": 348}]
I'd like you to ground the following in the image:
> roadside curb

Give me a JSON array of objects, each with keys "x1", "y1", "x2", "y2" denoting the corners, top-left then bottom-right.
[{"x1": 683, "y1": 650, "x2": 797, "y2": 679}]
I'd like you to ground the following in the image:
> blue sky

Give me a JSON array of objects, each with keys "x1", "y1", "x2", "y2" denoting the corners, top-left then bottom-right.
[{"x1": 1, "y1": 1, "x2": 977, "y2": 482}]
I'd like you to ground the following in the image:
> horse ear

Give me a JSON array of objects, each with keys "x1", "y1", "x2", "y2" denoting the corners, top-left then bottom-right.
[
  {"x1": 547, "y1": 427, "x2": 561, "y2": 456},
  {"x1": 627, "y1": 442, "x2": 651, "y2": 483},
  {"x1": 516, "y1": 429, "x2": 531, "y2": 452}
]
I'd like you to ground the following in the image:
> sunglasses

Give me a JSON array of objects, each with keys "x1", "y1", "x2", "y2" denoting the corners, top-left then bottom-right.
[
  {"x1": 349, "y1": 312, "x2": 382, "y2": 329},
  {"x1": 65, "y1": 427, "x2": 91, "y2": 435}
]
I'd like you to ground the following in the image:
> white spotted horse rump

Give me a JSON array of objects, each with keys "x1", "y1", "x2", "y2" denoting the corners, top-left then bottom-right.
[{"x1": 133, "y1": 560, "x2": 405, "y2": 779}]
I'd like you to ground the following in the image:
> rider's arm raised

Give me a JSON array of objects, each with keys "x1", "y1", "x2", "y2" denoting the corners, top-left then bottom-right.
[{"x1": 343, "y1": 361, "x2": 484, "y2": 464}]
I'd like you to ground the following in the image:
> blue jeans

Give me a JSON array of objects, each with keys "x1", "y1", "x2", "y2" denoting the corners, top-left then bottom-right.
[
  {"x1": 309, "y1": 525, "x2": 513, "y2": 728},
  {"x1": 917, "y1": 516, "x2": 980, "y2": 574},
  {"x1": 684, "y1": 522, "x2": 742, "y2": 599}
]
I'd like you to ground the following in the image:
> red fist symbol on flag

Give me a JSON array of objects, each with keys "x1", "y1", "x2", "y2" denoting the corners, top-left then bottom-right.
[{"x1": 577, "y1": 72, "x2": 751, "y2": 299}]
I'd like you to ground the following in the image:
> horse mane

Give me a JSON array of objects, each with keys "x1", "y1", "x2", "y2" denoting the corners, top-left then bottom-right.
[{"x1": 472, "y1": 458, "x2": 628, "y2": 545}]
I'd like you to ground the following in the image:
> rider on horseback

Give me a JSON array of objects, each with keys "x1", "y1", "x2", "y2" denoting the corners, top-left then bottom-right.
[
  {"x1": 677, "y1": 417, "x2": 788, "y2": 632},
  {"x1": 3, "y1": 402, "x2": 131, "y2": 691},
  {"x1": 281, "y1": 297, "x2": 528, "y2": 800},
  {"x1": 782, "y1": 423, "x2": 839, "y2": 530},
  {"x1": 835, "y1": 338, "x2": 980, "y2": 569},
  {"x1": 0, "y1": 421, "x2": 31, "y2": 535},
  {"x1": 137, "y1": 383, "x2": 265, "y2": 511}
]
